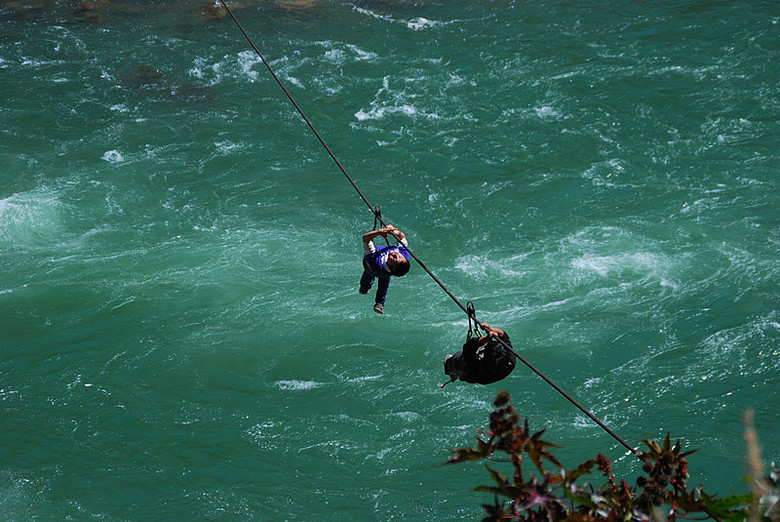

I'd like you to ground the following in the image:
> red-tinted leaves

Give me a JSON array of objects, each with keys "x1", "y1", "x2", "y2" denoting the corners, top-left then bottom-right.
[{"x1": 445, "y1": 391, "x2": 766, "y2": 521}]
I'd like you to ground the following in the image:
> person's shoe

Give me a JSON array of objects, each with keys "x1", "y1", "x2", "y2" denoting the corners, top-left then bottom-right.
[
  {"x1": 359, "y1": 288, "x2": 369, "y2": 295},
  {"x1": 373, "y1": 303, "x2": 384, "y2": 314}
]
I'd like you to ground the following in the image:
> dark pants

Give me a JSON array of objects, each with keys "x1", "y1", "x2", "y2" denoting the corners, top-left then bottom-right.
[{"x1": 360, "y1": 261, "x2": 390, "y2": 304}]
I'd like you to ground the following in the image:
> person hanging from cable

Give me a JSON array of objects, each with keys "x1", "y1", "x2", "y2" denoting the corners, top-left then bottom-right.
[
  {"x1": 359, "y1": 224, "x2": 410, "y2": 314},
  {"x1": 442, "y1": 305, "x2": 516, "y2": 386}
]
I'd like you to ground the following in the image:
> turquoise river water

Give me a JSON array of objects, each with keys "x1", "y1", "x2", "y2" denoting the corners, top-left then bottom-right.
[{"x1": 1, "y1": 0, "x2": 779, "y2": 519}]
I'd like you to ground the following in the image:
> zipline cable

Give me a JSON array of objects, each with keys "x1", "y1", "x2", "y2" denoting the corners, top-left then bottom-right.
[{"x1": 218, "y1": 0, "x2": 639, "y2": 458}]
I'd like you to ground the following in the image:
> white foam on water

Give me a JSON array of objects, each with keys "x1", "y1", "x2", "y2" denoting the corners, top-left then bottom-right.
[
  {"x1": 540, "y1": 298, "x2": 574, "y2": 309},
  {"x1": 317, "y1": 41, "x2": 378, "y2": 64},
  {"x1": 355, "y1": 77, "x2": 440, "y2": 121},
  {"x1": 582, "y1": 158, "x2": 627, "y2": 187},
  {"x1": 214, "y1": 141, "x2": 248, "y2": 154},
  {"x1": 353, "y1": 6, "x2": 394, "y2": 23},
  {"x1": 355, "y1": 103, "x2": 431, "y2": 121},
  {"x1": 246, "y1": 421, "x2": 278, "y2": 450},
  {"x1": 353, "y1": 7, "x2": 445, "y2": 31},
  {"x1": 101, "y1": 150, "x2": 124, "y2": 163},
  {"x1": 0, "y1": 190, "x2": 63, "y2": 249},
  {"x1": 407, "y1": 17, "x2": 441, "y2": 31},
  {"x1": 275, "y1": 380, "x2": 322, "y2": 391},
  {"x1": 284, "y1": 75, "x2": 304, "y2": 89},
  {"x1": 534, "y1": 105, "x2": 561, "y2": 119},
  {"x1": 344, "y1": 374, "x2": 383, "y2": 384},
  {"x1": 21, "y1": 57, "x2": 58, "y2": 68},
  {"x1": 393, "y1": 411, "x2": 422, "y2": 422},
  {"x1": 323, "y1": 48, "x2": 345, "y2": 62},
  {"x1": 237, "y1": 50, "x2": 263, "y2": 82},
  {"x1": 455, "y1": 254, "x2": 527, "y2": 279},
  {"x1": 345, "y1": 44, "x2": 377, "y2": 61},
  {"x1": 570, "y1": 252, "x2": 660, "y2": 277}
]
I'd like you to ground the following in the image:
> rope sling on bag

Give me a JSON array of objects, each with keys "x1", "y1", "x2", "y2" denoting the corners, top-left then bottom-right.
[{"x1": 218, "y1": 0, "x2": 639, "y2": 458}]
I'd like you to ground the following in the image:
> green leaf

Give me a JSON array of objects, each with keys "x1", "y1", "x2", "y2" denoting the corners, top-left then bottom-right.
[
  {"x1": 485, "y1": 465, "x2": 510, "y2": 489},
  {"x1": 678, "y1": 448, "x2": 698, "y2": 458},
  {"x1": 446, "y1": 447, "x2": 489, "y2": 465},
  {"x1": 527, "y1": 435, "x2": 563, "y2": 473},
  {"x1": 641, "y1": 439, "x2": 661, "y2": 457},
  {"x1": 700, "y1": 492, "x2": 752, "y2": 513},
  {"x1": 563, "y1": 486, "x2": 598, "y2": 509},
  {"x1": 565, "y1": 459, "x2": 597, "y2": 484},
  {"x1": 674, "y1": 489, "x2": 706, "y2": 512},
  {"x1": 474, "y1": 485, "x2": 508, "y2": 496}
]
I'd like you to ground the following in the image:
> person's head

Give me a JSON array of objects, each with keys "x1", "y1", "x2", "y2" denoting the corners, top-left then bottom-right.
[
  {"x1": 443, "y1": 353, "x2": 465, "y2": 381},
  {"x1": 387, "y1": 250, "x2": 410, "y2": 276}
]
